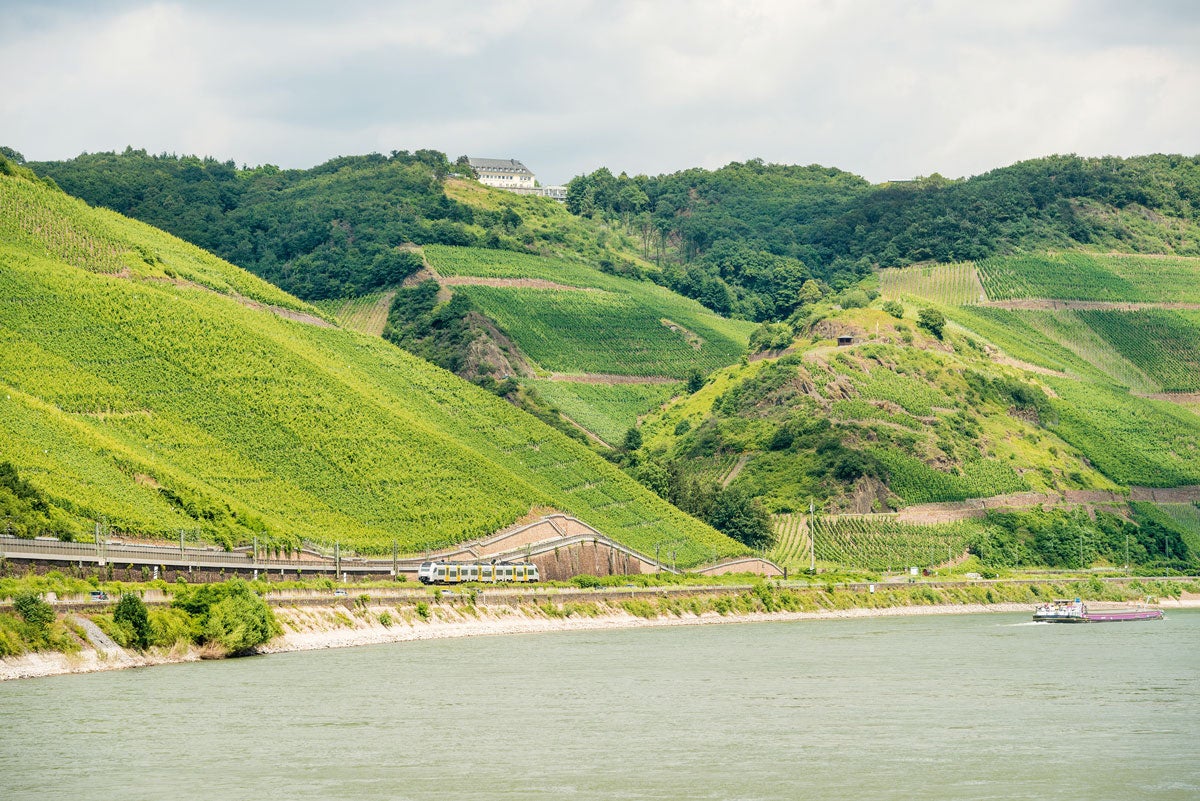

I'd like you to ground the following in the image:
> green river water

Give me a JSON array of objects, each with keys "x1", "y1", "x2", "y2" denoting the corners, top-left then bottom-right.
[{"x1": 2, "y1": 610, "x2": 1197, "y2": 800}]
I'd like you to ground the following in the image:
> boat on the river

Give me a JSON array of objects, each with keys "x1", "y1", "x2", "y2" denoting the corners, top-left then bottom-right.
[{"x1": 1032, "y1": 598, "x2": 1163, "y2": 623}]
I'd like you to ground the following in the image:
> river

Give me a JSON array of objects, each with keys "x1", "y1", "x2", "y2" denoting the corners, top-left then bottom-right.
[{"x1": 2, "y1": 610, "x2": 1197, "y2": 800}]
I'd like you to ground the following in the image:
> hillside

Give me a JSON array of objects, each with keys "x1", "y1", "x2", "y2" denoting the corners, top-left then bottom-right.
[
  {"x1": 0, "y1": 158, "x2": 745, "y2": 566},
  {"x1": 568, "y1": 154, "x2": 1200, "y2": 321},
  {"x1": 24, "y1": 149, "x2": 655, "y2": 302},
  {"x1": 633, "y1": 255, "x2": 1200, "y2": 573}
]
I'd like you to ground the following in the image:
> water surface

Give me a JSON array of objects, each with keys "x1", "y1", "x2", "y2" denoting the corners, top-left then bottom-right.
[{"x1": 3, "y1": 611, "x2": 1197, "y2": 800}]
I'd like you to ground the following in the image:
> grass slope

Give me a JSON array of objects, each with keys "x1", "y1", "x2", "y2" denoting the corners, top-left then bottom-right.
[{"x1": 0, "y1": 168, "x2": 743, "y2": 565}]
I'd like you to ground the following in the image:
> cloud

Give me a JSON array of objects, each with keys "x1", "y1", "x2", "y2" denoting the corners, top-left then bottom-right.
[{"x1": 2, "y1": 0, "x2": 1196, "y2": 183}]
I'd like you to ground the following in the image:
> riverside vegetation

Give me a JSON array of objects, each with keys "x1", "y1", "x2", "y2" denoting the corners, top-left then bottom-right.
[
  {"x1": 0, "y1": 577, "x2": 278, "y2": 658},
  {"x1": 3, "y1": 572, "x2": 1197, "y2": 663}
]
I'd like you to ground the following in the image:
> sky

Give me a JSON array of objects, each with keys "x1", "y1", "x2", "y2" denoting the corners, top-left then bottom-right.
[{"x1": 2, "y1": 0, "x2": 1198, "y2": 185}]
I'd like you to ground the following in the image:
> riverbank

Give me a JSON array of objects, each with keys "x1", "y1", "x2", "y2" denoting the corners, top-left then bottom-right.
[{"x1": 5, "y1": 592, "x2": 1198, "y2": 681}]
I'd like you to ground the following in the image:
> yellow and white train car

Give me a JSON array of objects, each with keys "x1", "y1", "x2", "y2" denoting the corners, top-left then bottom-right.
[{"x1": 417, "y1": 561, "x2": 540, "y2": 585}]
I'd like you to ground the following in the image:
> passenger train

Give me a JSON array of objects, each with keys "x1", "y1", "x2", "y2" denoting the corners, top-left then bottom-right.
[{"x1": 417, "y1": 561, "x2": 540, "y2": 585}]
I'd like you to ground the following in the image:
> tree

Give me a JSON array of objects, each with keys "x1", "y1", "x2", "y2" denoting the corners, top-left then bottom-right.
[
  {"x1": 623, "y1": 426, "x2": 643, "y2": 452},
  {"x1": 917, "y1": 307, "x2": 946, "y2": 339},
  {"x1": 114, "y1": 593, "x2": 150, "y2": 649},
  {"x1": 707, "y1": 486, "x2": 773, "y2": 549},
  {"x1": 686, "y1": 370, "x2": 705, "y2": 394},
  {"x1": 881, "y1": 300, "x2": 905, "y2": 318}
]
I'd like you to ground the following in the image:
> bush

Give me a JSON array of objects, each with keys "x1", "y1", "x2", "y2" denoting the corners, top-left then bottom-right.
[
  {"x1": 917, "y1": 308, "x2": 945, "y2": 338},
  {"x1": 882, "y1": 300, "x2": 905, "y2": 318},
  {"x1": 114, "y1": 593, "x2": 150, "y2": 649},
  {"x1": 174, "y1": 579, "x2": 280, "y2": 653},
  {"x1": 203, "y1": 591, "x2": 280, "y2": 654},
  {"x1": 13, "y1": 591, "x2": 54, "y2": 632},
  {"x1": 146, "y1": 608, "x2": 193, "y2": 648}
]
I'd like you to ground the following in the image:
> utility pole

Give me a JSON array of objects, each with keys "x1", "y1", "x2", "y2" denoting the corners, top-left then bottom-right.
[{"x1": 809, "y1": 499, "x2": 816, "y2": 572}]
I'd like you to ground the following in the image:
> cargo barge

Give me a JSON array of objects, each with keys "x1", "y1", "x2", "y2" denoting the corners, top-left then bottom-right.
[{"x1": 1032, "y1": 598, "x2": 1163, "y2": 623}]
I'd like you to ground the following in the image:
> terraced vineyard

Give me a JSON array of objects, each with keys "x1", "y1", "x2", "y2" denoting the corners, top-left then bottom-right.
[
  {"x1": 425, "y1": 244, "x2": 614, "y2": 289},
  {"x1": 1076, "y1": 310, "x2": 1200, "y2": 392},
  {"x1": 879, "y1": 262, "x2": 985, "y2": 305},
  {"x1": 528, "y1": 380, "x2": 679, "y2": 444},
  {"x1": 1013, "y1": 309, "x2": 1158, "y2": 391},
  {"x1": 768, "y1": 513, "x2": 810, "y2": 568},
  {"x1": 1047, "y1": 378, "x2": 1200, "y2": 487},
  {"x1": 945, "y1": 305, "x2": 1107, "y2": 377},
  {"x1": 811, "y1": 515, "x2": 979, "y2": 570},
  {"x1": 873, "y1": 451, "x2": 1029, "y2": 505},
  {"x1": 424, "y1": 245, "x2": 756, "y2": 378},
  {"x1": 454, "y1": 285, "x2": 745, "y2": 378},
  {"x1": 976, "y1": 252, "x2": 1200, "y2": 303},
  {"x1": 0, "y1": 168, "x2": 746, "y2": 566},
  {"x1": 1151, "y1": 503, "x2": 1200, "y2": 554},
  {"x1": 315, "y1": 290, "x2": 395, "y2": 336},
  {"x1": 851, "y1": 369, "x2": 952, "y2": 416}
]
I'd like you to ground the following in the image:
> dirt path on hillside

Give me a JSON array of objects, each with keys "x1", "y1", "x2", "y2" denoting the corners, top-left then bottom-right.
[
  {"x1": 988, "y1": 353, "x2": 1071, "y2": 378},
  {"x1": 1138, "y1": 392, "x2": 1200, "y2": 406},
  {"x1": 721, "y1": 454, "x2": 750, "y2": 488},
  {"x1": 982, "y1": 299, "x2": 1200, "y2": 311}
]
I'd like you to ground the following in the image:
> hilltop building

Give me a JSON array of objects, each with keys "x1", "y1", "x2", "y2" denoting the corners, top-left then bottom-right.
[
  {"x1": 467, "y1": 157, "x2": 566, "y2": 202},
  {"x1": 469, "y1": 157, "x2": 535, "y2": 190}
]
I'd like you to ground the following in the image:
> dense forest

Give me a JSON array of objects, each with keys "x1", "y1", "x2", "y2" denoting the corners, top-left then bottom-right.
[{"x1": 566, "y1": 154, "x2": 1200, "y2": 320}]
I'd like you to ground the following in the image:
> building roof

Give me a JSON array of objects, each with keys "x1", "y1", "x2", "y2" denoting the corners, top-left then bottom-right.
[{"x1": 468, "y1": 157, "x2": 534, "y2": 174}]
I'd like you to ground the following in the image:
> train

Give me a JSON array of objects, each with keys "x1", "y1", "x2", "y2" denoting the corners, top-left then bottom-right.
[{"x1": 417, "y1": 561, "x2": 540, "y2": 585}]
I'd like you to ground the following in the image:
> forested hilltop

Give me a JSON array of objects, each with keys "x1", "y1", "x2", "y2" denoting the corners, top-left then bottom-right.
[
  {"x1": 566, "y1": 155, "x2": 1200, "y2": 320},
  {"x1": 21, "y1": 148, "x2": 646, "y2": 301}
]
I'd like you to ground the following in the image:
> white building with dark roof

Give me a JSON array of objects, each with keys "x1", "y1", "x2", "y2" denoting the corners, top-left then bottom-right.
[
  {"x1": 468, "y1": 157, "x2": 536, "y2": 190},
  {"x1": 468, "y1": 157, "x2": 567, "y2": 201}
]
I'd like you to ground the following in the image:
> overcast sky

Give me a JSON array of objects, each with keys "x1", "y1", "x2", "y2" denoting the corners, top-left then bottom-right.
[{"x1": 3, "y1": 0, "x2": 1198, "y2": 184}]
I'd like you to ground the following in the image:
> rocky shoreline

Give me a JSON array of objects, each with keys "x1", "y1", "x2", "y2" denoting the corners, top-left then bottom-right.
[{"x1": 5, "y1": 596, "x2": 1195, "y2": 682}]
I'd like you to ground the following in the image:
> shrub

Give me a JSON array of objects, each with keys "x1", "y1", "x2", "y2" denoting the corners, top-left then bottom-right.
[
  {"x1": 13, "y1": 591, "x2": 54, "y2": 632},
  {"x1": 114, "y1": 593, "x2": 150, "y2": 649},
  {"x1": 203, "y1": 591, "x2": 280, "y2": 654},
  {"x1": 917, "y1": 308, "x2": 946, "y2": 339},
  {"x1": 146, "y1": 608, "x2": 193, "y2": 648},
  {"x1": 621, "y1": 599, "x2": 658, "y2": 619},
  {"x1": 882, "y1": 300, "x2": 905, "y2": 318},
  {"x1": 416, "y1": 601, "x2": 431, "y2": 620}
]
